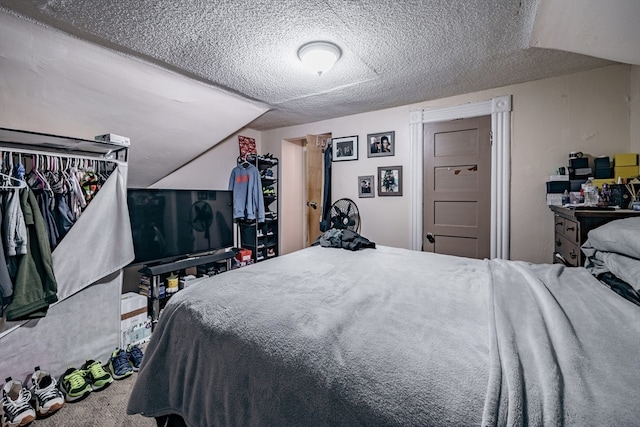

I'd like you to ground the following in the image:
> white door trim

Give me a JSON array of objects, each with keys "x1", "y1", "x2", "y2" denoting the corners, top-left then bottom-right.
[{"x1": 409, "y1": 95, "x2": 512, "y2": 259}]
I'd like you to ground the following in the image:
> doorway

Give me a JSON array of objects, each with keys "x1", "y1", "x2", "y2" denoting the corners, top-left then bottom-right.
[
  {"x1": 408, "y1": 95, "x2": 512, "y2": 259},
  {"x1": 423, "y1": 117, "x2": 491, "y2": 258}
]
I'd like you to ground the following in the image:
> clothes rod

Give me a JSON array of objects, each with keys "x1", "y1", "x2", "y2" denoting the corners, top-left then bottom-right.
[{"x1": 0, "y1": 145, "x2": 126, "y2": 164}]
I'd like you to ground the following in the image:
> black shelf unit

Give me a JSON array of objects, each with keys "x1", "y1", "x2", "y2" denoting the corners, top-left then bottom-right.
[
  {"x1": 239, "y1": 155, "x2": 278, "y2": 262},
  {"x1": 138, "y1": 250, "x2": 236, "y2": 327}
]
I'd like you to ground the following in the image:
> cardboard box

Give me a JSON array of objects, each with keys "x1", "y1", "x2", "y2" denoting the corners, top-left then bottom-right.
[
  {"x1": 614, "y1": 165, "x2": 640, "y2": 180},
  {"x1": 594, "y1": 157, "x2": 611, "y2": 169},
  {"x1": 121, "y1": 320, "x2": 152, "y2": 349},
  {"x1": 614, "y1": 153, "x2": 638, "y2": 167},
  {"x1": 546, "y1": 181, "x2": 570, "y2": 193},
  {"x1": 121, "y1": 292, "x2": 147, "y2": 330},
  {"x1": 546, "y1": 193, "x2": 562, "y2": 206},
  {"x1": 569, "y1": 157, "x2": 589, "y2": 169},
  {"x1": 95, "y1": 133, "x2": 131, "y2": 146},
  {"x1": 235, "y1": 248, "x2": 252, "y2": 262}
]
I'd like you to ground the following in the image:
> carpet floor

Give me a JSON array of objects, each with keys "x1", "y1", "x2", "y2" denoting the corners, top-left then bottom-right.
[{"x1": 32, "y1": 370, "x2": 156, "y2": 427}]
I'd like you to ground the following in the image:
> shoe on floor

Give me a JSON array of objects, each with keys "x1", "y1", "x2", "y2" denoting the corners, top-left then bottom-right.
[
  {"x1": 109, "y1": 348, "x2": 133, "y2": 380},
  {"x1": 30, "y1": 367, "x2": 65, "y2": 418},
  {"x1": 81, "y1": 360, "x2": 113, "y2": 391},
  {"x1": 1, "y1": 377, "x2": 36, "y2": 427},
  {"x1": 60, "y1": 367, "x2": 92, "y2": 403},
  {"x1": 126, "y1": 344, "x2": 144, "y2": 372}
]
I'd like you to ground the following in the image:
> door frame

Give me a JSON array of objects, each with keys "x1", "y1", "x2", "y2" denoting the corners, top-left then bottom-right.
[{"x1": 409, "y1": 95, "x2": 512, "y2": 259}]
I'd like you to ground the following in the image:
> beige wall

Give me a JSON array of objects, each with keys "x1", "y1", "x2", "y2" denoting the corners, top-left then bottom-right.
[{"x1": 261, "y1": 64, "x2": 634, "y2": 263}]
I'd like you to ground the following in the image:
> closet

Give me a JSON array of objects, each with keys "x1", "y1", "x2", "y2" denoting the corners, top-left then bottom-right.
[{"x1": 0, "y1": 127, "x2": 133, "y2": 383}]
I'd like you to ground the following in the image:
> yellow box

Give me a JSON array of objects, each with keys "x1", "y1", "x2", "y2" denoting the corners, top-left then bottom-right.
[
  {"x1": 614, "y1": 153, "x2": 639, "y2": 166},
  {"x1": 614, "y1": 165, "x2": 640, "y2": 180}
]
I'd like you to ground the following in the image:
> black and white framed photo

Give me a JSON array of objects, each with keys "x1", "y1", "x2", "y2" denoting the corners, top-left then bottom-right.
[
  {"x1": 358, "y1": 175, "x2": 374, "y2": 198},
  {"x1": 367, "y1": 131, "x2": 395, "y2": 157},
  {"x1": 378, "y1": 166, "x2": 402, "y2": 196},
  {"x1": 332, "y1": 135, "x2": 358, "y2": 161}
]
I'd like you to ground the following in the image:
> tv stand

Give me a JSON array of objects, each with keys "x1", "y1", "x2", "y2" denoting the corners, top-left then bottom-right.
[{"x1": 139, "y1": 250, "x2": 237, "y2": 327}]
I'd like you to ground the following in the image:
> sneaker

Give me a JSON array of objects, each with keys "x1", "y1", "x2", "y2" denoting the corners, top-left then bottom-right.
[
  {"x1": 109, "y1": 348, "x2": 133, "y2": 380},
  {"x1": 80, "y1": 360, "x2": 113, "y2": 391},
  {"x1": 126, "y1": 344, "x2": 144, "y2": 372},
  {"x1": 30, "y1": 367, "x2": 65, "y2": 418},
  {"x1": 60, "y1": 367, "x2": 92, "y2": 403},
  {"x1": 1, "y1": 377, "x2": 36, "y2": 427}
]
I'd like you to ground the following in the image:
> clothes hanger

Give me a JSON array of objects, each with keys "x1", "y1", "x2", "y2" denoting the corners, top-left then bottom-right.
[
  {"x1": 0, "y1": 151, "x2": 27, "y2": 189},
  {"x1": 0, "y1": 171, "x2": 27, "y2": 189}
]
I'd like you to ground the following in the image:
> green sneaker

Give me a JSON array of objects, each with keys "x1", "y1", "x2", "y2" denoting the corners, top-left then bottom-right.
[
  {"x1": 81, "y1": 360, "x2": 113, "y2": 391},
  {"x1": 60, "y1": 367, "x2": 92, "y2": 402}
]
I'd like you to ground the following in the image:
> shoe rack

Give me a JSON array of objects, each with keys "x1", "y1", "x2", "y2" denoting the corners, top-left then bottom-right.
[{"x1": 240, "y1": 154, "x2": 278, "y2": 262}]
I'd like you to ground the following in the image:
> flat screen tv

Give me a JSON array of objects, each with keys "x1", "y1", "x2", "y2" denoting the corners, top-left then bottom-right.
[{"x1": 127, "y1": 189, "x2": 234, "y2": 265}]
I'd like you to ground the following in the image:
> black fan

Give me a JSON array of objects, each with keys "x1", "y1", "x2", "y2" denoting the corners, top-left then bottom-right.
[{"x1": 329, "y1": 198, "x2": 361, "y2": 233}]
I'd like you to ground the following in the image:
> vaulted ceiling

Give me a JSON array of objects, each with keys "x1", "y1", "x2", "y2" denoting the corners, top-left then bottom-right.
[{"x1": 0, "y1": 0, "x2": 637, "y2": 186}]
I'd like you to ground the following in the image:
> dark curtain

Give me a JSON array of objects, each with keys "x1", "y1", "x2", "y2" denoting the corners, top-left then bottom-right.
[{"x1": 320, "y1": 142, "x2": 332, "y2": 232}]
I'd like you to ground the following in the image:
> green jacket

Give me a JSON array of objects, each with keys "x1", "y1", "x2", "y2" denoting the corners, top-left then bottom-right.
[{"x1": 5, "y1": 188, "x2": 58, "y2": 321}]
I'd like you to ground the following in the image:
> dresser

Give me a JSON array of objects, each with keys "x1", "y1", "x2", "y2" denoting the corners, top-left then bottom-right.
[{"x1": 550, "y1": 206, "x2": 640, "y2": 266}]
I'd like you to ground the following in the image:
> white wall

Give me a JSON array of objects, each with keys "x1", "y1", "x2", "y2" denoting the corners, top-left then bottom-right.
[
  {"x1": 152, "y1": 128, "x2": 262, "y2": 190},
  {"x1": 260, "y1": 64, "x2": 634, "y2": 263}
]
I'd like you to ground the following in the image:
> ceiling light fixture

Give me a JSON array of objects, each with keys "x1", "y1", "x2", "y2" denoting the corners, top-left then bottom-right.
[{"x1": 298, "y1": 41, "x2": 341, "y2": 76}]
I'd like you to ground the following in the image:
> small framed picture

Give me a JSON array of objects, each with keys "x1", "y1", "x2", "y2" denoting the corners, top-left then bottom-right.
[
  {"x1": 358, "y1": 175, "x2": 375, "y2": 198},
  {"x1": 378, "y1": 166, "x2": 403, "y2": 196},
  {"x1": 367, "y1": 131, "x2": 395, "y2": 157},
  {"x1": 332, "y1": 136, "x2": 359, "y2": 162}
]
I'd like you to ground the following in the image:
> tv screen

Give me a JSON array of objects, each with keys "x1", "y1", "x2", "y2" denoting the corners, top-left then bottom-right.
[{"x1": 127, "y1": 189, "x2": 234, "y2": 265}]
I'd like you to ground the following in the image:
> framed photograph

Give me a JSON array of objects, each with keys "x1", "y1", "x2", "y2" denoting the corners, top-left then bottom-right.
[
  {"x1": 367, "y1": 131, "x2": 395, "y2": 157},
  {"x1": 332, "y1": 136, "x2": 358, "y2": 161},
  {"x1": 358, "y1": 175, "x2": 375, "y2": 198},
  {"x1": 378, "y1": 166, "x2": 403, "y2": 196}
]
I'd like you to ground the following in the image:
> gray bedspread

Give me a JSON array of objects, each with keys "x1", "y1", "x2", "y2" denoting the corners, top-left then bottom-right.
[{"x1": 127, "y1": 245, "x2": 640, "y2": 426}]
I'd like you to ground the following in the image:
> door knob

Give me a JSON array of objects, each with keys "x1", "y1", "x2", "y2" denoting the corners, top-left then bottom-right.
[
  {"x1": 307, "y1": 201, "x2": 318, "y2": 209},
  {"x1": 426, "y1": 232, "x2": 435, "y2": 244}
]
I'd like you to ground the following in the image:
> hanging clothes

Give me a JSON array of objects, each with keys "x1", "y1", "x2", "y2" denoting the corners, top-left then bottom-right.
[
  {"x1": 0, "y1": 202, "x2": 13, "y2": 317},
  {"x1": 3, "y1": 187, "x2": 27, "y2": 257},
  {"x1": 228, "y1": 163, "x2": 265, "y2": 223},
  {"x1": 4, "y1": 187, "x2": 58, "y2": 321}
]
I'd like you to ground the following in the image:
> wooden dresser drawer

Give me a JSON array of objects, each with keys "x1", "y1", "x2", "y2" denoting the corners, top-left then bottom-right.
[
  {"x1": 554, "y1": 215, "x2": 578, "y2": 242},
  {"x1": 550, "y1": 206, "x2": 640, "y2": 267},
  {"x1": 554, "y1": 233, "x2": 580, "y2": 266}
]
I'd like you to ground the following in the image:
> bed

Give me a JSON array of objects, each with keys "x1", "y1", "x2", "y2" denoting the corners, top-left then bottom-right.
[{"x1": 127, "y1": 221, "x2": 640, "y2": 426}]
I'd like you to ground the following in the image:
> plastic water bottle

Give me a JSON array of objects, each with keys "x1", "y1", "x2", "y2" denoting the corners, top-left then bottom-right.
[
  {"x1": 584, "y1": 177, "x2": 597, "y2": 207},
  {"x1": 562, "y1": 190, "x2": 570, "y2": 206}
]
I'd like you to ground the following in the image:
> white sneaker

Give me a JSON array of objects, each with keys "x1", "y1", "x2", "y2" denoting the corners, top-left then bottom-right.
[
  {"x1": 30, "y1": 367, "x2": 65, "y2": 417},
  {"x1": 1, "y1": 378, "x2": 36, "y2": 427}
]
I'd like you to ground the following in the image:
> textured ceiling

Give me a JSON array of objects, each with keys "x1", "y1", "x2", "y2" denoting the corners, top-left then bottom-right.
[{"x1": 0, "y1": 0, "x2": 620, "y2": 131}]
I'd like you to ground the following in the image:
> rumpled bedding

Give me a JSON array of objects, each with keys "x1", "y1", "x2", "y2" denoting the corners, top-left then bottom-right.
[
  {"x1": 582, "y1": 216, "x2": 640, "y2": 291},
  {"x1": 127, "y1": 245, "x2": 640, "y2": 426}
]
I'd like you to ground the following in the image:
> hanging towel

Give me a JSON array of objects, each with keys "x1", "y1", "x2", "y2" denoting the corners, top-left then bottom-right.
[
  {"x1": 4, "y1": 188, "x2": 58, "y2": 321},
  {"x1": 228, "y1": 164, "x2": 265, "y2": 223}
]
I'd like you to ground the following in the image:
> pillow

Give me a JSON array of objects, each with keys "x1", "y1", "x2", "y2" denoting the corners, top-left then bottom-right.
[{"x1": 583, "y1": 217, "x2": 640, "y2": 260}]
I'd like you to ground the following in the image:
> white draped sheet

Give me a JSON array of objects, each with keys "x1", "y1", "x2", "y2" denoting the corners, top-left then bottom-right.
[{"x1": 0, "y1": 163, "x2": 134, "y2": 381}]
